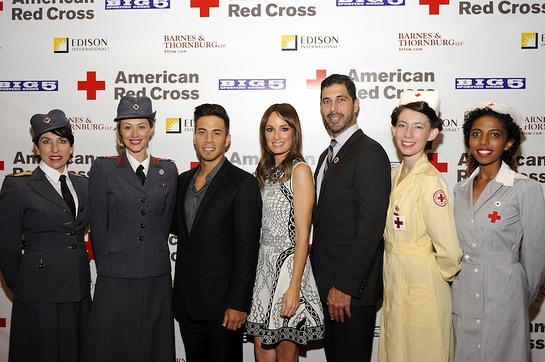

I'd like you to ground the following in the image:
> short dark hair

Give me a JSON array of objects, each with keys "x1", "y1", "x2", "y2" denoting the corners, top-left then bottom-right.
[
  {"x1": 194, "y1": 103, "x2": 230, "y2": 133},
  {"x1": 34, "y1": 127, "x2": 74, "y2": 146},
  {"x1": 320, "y1": 74, "x2": 357, "y2": 102},
  {"x1": 390, "y1": 101, "x2": 443, "y2": 131},
  {"x1": 320, "y1": 74, "x2": 356, "y2": 102}
]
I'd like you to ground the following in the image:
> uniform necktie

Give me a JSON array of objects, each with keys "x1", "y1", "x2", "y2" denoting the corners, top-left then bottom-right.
[
  {"x1": 59, "y1": 175, "x2": 76, "y2": 218},
  {"x1": 136, "y1": 164, "x2": 146, "y2": 185},
  {"x1": 324, "y1": 139, "x2": 337, "y2": 172}
]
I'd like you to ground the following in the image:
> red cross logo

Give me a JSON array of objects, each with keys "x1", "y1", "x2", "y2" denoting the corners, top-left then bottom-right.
[
  {"x1": 86, "y1": 230, "x2": 94, "y2": 260},
  {"x1": 428, "y1": 153, "x2": 448, "y2": 173},
  {"x1": 394, "y1": 216, "x2": 404, "y2": 229},
  {"x1": 488, "y1": 211, "x2": 501, "y2": 223},
  {"x1": 415, "y1": 92, "x2": 422, "y2": 98},
  {"x1": 433, "y1": 190, "x2": 448, "y2": 207},
  {"x1": 420, "y1": 0, "x2": 449, "y2": 15},
  {"x1": 191, "y1": 0, "x2": 220, "y2": 17},
  {"x1": 307, "y1": 69, "x2": 327, "y2": 89},
  {"x1": 77, "y1": 71, "x2": 106, "y2": 100}
]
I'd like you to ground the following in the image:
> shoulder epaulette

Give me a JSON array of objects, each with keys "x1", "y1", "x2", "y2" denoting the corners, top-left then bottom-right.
[
  {"x1": 69, "y1": 171, "x2": 86, "y2": 177},
  {"x1": 7, "y1": 171, "x2": 32, "y2": 177}
]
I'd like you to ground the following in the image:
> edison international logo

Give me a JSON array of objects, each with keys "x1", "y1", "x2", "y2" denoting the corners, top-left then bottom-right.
[
  {"x1": 105, "y1": 0, "x2": 170, "y2": 10},
  {"x1": 455, "y1": 77, "x2": 526, "y2": 90},
  {"x1": 54, "y1": 37, "x2": 109, "y2": 53},
  {"x1": 281, "y1": 34, "x2": 340, "y2": 51},
  {"x1": 282, "y1": 35, "x2": 297, "y2": 51},
  {"x1": 521, "y1": 32, "x2": 545, "y2": 49},
  {"x1": 166, "y1": 117, "x2": 194, "y2": 133},
  {"x1": 336, "y1": 0, "x2": 405, "y2": 7},
  {"x1": 166, "y1": 118, "x2": 181, "y2": 133}
]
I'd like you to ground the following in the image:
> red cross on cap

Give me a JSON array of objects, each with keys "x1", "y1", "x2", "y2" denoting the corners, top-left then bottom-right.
[
  {"x1": 44, "y1": 117, "x2": 51, "y2": 124},
  {"x1": 133, "y1": 104, "x2": 139, "y2": 110},
  {"x1": 415, "y1": 93, "x2": 422, "y2": 97},
  {"x1": 487, "y1": 102, "x2": 495, "y2": 107}
]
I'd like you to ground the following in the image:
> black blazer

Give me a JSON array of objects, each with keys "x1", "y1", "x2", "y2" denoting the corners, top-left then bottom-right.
[
  {"x1": 171, "y1": 160, "x2": 262, "y2": 320},
  {"x1": 88, "y1": 152, "x2": 178, "y2": 278},
  {"x1": 0, "y1": 167, "x2": 91, "y2": 303},
  {"x1": 310, "y1": 130, "x2": 391, "y2": 307}
]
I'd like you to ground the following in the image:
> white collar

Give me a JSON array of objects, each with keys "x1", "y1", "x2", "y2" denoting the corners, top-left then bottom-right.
[
  {"x1": 39, "y1": 161, "x2": 69, "y2": 183},
  {"x1": 126, "y1": 151, "x2": 150, "y2": 174},
  {"x1": 461, "y1": 161, "x2": 526, "y2": 188}
]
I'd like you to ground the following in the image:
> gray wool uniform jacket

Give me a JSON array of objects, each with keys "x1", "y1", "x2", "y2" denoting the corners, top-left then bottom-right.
[
  {"x1": 0, "y1": 167, "x2": 91, "y2": 303},
  {"x1": 88, "y1": 152, "x2": 177, "y2": 278}
]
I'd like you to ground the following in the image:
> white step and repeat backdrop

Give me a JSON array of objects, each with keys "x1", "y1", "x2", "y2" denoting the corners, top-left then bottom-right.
[{"x1": 1, "y1": 0, "x2": 545, "y2": 360}]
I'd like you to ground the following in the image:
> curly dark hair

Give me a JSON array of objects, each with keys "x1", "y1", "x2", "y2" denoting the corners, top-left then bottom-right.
[{"x1": 462, "y1": 106, "x2": 522, "y2": 174}]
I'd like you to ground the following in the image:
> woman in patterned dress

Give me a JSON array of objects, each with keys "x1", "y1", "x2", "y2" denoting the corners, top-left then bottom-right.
[{"x1": 247, "y1": 103, "x2": 324, "y2": 361}]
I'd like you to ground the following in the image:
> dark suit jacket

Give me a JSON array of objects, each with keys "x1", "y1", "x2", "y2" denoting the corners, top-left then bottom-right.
[
  {"x1": 310, "y1": 129, "x2": 391, "y2": 307},
  {"x1": 171, "y1": 159, "x2": 262, "y2": 320},
  {"x1": 88, "y1": 152, "x2": 177, "y2": 278},
  {"x1": 0, "y1": 167, "x2": 91, "y2": 303}
]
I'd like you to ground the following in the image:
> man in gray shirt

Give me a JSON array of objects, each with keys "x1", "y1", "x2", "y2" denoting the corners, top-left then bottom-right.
[{"x1": 171, "y1": 103, "x2": 262, "y2": 362}]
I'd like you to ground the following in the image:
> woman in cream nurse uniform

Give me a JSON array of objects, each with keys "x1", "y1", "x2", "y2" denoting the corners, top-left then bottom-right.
[{"x1": 379, "y1": 91, "x2": 462, "y2": 362}]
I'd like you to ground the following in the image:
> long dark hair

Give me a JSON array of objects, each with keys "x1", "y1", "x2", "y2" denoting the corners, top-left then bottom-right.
[{"x1": 255, "y1": 103, "x2": 304, "y2": 189}]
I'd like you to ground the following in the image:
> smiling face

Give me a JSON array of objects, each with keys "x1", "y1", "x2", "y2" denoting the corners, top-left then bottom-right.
[
  {"x1": 193, "y1": 115, "x2": 231, "y2": 168},
  {"x1": 391, "y1": 108, "x2": 438, "y2": 163},
  {"x1": 34, "y1": 131, "x2": 73, "y2": 173},
  {"x1": 264, "y1": 111, "x2": 294, "y2": 165},
  {"x1": 119, "y1": 118, "x2": 153, "y2": 162},
  {"x1": 468, "y1": 115, "x2": 513, "y2": 169},
  {"x1": 320, "y1": 83, "x2": 359, "y2": 138}
]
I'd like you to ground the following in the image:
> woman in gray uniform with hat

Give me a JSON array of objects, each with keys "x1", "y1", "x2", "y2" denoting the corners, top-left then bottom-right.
[
  {"x1": 452, "y1": 102, "x2": 545, "y2": 361},
  {"x1": 84, "y1": 96, "x2": 177, "y2": 362},
  {"x1": 0, "y1": 109, "x2": 91, "y2": 361}
]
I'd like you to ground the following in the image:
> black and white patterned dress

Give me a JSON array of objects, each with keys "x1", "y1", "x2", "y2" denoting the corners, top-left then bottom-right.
[{"x1": 246, "y1": 160, "x2": 324, "y2": 345}]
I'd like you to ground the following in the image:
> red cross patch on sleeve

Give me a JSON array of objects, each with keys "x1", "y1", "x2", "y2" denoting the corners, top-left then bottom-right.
[{"x1": 433, "y1": 190, "x2": 448, "y2": 207}]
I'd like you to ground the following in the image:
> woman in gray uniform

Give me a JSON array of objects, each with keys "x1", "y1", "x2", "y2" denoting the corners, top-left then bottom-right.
[
  {"x1": 84, "y1": 96, "x2": 177, "y2": 362},
  {"x1": 0, "y1": 110, "x2": 91, "y2": 361},
  {"x1": 452, "y1": 102, "x2": 545, "y2": 362}
]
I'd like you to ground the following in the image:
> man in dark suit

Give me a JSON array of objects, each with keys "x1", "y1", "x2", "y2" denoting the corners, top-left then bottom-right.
[
  {"x1": 310, "y1": 74, "x2": 391, "y2": 361},
  {"x1": 172, "y1": 103, "x2": 262, "y2": 362}
]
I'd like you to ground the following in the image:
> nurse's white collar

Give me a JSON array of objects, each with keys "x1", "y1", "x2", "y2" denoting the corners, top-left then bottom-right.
[{"x1": 461, "y1": 161, "x2": 526, "y2": 188}]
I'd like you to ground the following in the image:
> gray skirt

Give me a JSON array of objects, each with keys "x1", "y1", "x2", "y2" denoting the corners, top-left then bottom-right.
[
  {"x1": 10, "y1": 296, "x2": 91, "y2": 362},
  {"x1": 83, "y1": 274, "x2": 175, "y2": 362}
]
